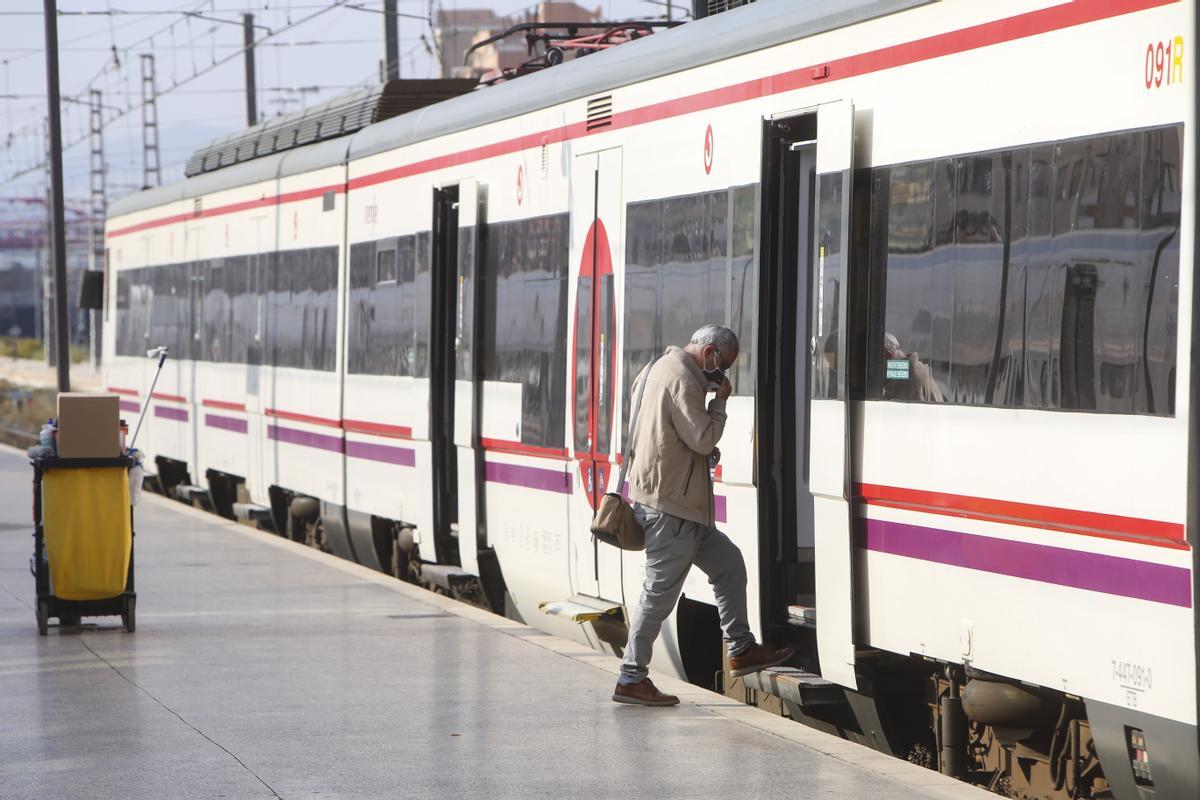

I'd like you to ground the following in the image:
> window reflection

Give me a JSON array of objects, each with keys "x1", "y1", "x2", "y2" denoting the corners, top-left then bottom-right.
[
  {"x1": 623, "y1": 185, "x2": 758, "y2": 419},
  {"x1": 479, "y1": 213, "x2": 570, "y2": 450},
  {"x1": 869, "y1": 124, "x2": 1181, "y2": 416}
]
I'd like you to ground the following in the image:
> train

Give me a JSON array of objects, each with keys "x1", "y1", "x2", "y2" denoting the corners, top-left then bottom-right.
[{"x1": 102, "y1": 1, "x2": 1198, "y2": 797}]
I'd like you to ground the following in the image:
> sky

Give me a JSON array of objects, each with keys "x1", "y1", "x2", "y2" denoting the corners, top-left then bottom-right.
[{"x1": 0, "y1": 0, "x2": 685, "y2": 209}]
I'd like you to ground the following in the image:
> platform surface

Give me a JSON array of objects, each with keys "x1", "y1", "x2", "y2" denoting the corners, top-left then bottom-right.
[{"x1": 0, "y1": 447, "x2": 989, "y2": 800}]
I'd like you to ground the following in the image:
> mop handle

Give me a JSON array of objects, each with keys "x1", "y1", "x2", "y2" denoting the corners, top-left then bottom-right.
[{"x1": 128, "y1": 349, "x2": 168, "y2": 451}]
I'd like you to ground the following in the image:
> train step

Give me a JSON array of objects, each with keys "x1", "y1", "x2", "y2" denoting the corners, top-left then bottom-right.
[
  {"x1": 740, "y1": 667, "x2": 844, "y2": 708},
  {"x1": 231, "y1": 503, "x2": 272, "y2": 523},
  {"x1": 172, "y1": 483, "x2": 211, "y2": 503},
  {"x1": 538, "y1": 594, "x2": 624, "y2": 624},
  {"x1": 787, "y1": 603, "x2": 816, "y2": 628},
  {"x1": 420, "y1": 564, "x2": 475, "y2": 593}
]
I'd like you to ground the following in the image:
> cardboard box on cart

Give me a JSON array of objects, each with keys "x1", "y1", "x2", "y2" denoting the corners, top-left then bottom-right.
[{"x1": 56, "y1": 393, "x2": 121, "y2": 458}]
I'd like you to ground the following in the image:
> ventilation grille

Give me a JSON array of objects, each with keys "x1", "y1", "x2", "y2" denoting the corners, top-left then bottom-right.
[
  {"x1": 696, "y1": 0, "x2": 756, "y2": 18},
  {"x1": 586, "y1": 95, "x2": 613, "y2": 131}
]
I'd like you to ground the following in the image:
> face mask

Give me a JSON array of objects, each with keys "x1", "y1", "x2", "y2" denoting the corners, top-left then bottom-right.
[{"x1": 702, "y1": 351, "x2": 726, "y2": 389}]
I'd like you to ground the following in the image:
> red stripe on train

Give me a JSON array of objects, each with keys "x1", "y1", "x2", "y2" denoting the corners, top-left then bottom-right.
[
  {"x1": 343, "y1": 419, "x2": 413, "y2": 439},
  {"x1": 479, "y1": 437, "x2": 571, "y2": 461},
  {"x1": 105, "y1": 0, "x2": 1174, "y2": 238},
  {"x1": 107, "y1": 183, "x2": 345, "y2": 238},
  {"x1": 202, "y1": 399, "x2": 247, "y2": 412},
  {"x1": 264, "y1": 408, "x2": 342, "y2": 429},
  {"x1": 857, "y1": 483, "x2": 1188, "y2": 550}
]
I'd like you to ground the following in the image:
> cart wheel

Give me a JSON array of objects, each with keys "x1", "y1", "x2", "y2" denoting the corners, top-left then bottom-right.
[
  {"x1": 122, "y1": 597, "x2": 136, "y2": 633},
  {"x1": 36, "y1": 599, "x2": 48, "y2": 636}
]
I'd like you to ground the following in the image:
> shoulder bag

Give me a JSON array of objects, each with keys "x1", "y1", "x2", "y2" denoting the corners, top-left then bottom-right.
[{"x1": 590, "y1": 356, "x2": 659, "y2": 551}]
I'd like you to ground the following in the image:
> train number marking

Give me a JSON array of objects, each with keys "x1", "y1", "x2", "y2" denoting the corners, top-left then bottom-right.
[
  {"x1": 363, "y1": 204, "x2": 379, "y2": 225},
  {"x1": 1112, "y1": 659, "x2": 1152, "y2": 708},
  {"x1": 1145, "y1": 36, "x2": 1183, "y2": 89},
  {"x1": 516, "y1": 165, "x2": 525, "y2": 205}
]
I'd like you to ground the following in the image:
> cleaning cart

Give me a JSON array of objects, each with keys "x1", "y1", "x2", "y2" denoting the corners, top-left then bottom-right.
[{"x1": 31, "y1": 454, "x2": 137, "y2": 634}]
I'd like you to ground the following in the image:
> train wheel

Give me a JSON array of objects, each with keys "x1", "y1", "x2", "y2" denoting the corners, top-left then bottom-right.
[{"x1": 36, "y1": 599, "x2": 48, "y2": 635}]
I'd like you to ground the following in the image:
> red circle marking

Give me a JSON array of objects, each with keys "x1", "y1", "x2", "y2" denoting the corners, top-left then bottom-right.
[
  {"x1": 571, "y1": 218, "x2": 616, "y2": 510},
  {"x1": 703, "y1": 124, "x2": 714, "y2": 174},
  {"x1": 516, "y1": 165, "x2": 525, "y2": 205}
]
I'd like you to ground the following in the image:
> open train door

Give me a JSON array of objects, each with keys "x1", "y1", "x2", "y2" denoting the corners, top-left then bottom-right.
[
  {"x1": 809, "y1": 100, "x2": 858, "y2": 690},
  {"x1": 430, "y1": 179, "x2": 486, "y2": 572},
  {"x1": 453, "y1": 179, "x2": 484, "y2": 576}
]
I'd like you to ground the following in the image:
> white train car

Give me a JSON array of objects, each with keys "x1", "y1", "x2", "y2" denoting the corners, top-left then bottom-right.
[{"x1": 104, "y1": 1, "x2": 1198, "y2": 797}]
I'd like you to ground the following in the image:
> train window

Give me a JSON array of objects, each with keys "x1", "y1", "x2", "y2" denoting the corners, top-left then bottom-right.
[
  {"x1": 456, "y1": 225, "x2": 476, "y2": 381},
  {"x1": 347, "y1": 234, "x2": 430, "y2": 378},
  {"x1": 867, "y1": 123, "x2": 1181, "y2": 416},
  {"x1": 812, "y1": 173, "x2": 844, "y2": 400},
  {"x1": 115, "y1": 269, "x2": 151, "y2": 357},
  {"x1": 481, "y1": 213, "x2": 570, "y2": 449},
  {"x1": 728, "y1": 184, "x2": 758, "y2": 390},
  {"x1": 414, "y1": 232, "x2": 432, "y2": 378},
  {"x1": 376, "y1": 248, "x2": 397, "y2": 284},
  {"x1": 623, "y1": 187, "x2": 748, "y2": 419},
  {"x1": 268, "y1": 246, "x2": 338, "y2": 372}
]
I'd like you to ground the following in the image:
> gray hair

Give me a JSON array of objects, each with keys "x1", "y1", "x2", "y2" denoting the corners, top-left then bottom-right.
[{"x1": 690, "y1": 324, "x2": 739, "y2": 354}]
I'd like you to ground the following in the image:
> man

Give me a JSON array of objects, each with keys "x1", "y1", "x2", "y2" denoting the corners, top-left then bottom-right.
[
  {"x1": 882, "y1": 333, "x2": 943, "y2": 403},
  {"x1": 613, "y1": 324, "x2": 793, "y2": 706}
]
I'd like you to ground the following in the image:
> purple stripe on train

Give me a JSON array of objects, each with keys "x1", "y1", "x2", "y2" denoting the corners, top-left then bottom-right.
[
  {"x1": 484, "y1": 461, "x2": 572, "y2": 494},
  {"x1": 864, "y1": 518, "x2": 1192, "y2": 608},
  {"x1": 346, "y1": 440, "x2": 416, "y2": 467},
  {"x1": 206, "y1": 413, "x2": 248, "y2": 434},
  {"x1": 119, "y1": 400, "x2": 140, "y2": 414},
  {"x1": 267, "y1": 424, "x2": 343, "y2": 453},
  {"x1": 155, "y1": 405, "x2": 188, "y2": 422}
]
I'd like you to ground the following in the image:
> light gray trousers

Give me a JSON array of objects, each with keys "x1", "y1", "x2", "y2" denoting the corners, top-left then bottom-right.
[{"x1": 618, "y1": 503, "x2": 755, "y2": 685}]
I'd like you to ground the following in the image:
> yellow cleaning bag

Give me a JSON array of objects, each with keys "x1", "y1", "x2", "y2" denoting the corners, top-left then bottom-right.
[{"x1": 42, "y1": 466, "x2": 131, "y2": 601}]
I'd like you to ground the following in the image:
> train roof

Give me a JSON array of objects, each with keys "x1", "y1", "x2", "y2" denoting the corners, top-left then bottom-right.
[{"x1": 109, "y1": 0, "x2": 927, "y2": 221}]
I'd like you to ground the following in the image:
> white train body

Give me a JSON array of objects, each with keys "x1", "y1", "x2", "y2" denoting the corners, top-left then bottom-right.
[{"x1": 104, "y1": 2, "x2": 1198, "y2": 796}]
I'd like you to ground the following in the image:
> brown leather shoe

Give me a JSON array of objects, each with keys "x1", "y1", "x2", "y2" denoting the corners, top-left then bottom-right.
[
  {"x1": 612, "y1": 677, "x2": 680, "y2": 706},
  {"x1": 729, "y1": 644, "x2": 795, "y2": 677}
]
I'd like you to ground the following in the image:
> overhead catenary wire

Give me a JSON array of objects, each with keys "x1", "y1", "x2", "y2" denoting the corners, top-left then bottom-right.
[{"x1": 5, "y1": 0, "x2": 361, "y2": 184}]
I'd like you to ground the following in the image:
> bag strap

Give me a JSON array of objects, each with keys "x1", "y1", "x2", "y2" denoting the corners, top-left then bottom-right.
[{"x1": 616, "y1": 353, "x2": 660, "y2": 492}]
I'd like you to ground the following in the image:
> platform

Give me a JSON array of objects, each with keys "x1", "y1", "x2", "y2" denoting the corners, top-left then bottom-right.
[{"x1": 0, "y1": 447, "x2": 990, "y2": 800}]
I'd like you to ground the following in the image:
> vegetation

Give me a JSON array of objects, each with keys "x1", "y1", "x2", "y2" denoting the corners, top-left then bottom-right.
[
  {"x1": 0, "y1": 379, "x2": 56, "y2": 449},
  {"x1": 0, "y1": 336, "x2": 90, "y2": 364}
]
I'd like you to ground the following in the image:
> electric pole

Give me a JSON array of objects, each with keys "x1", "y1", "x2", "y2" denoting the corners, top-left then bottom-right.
[
  {"x1": 89, "y1": 88, "x2": 105, "y2": 367},
  {"x1": 383, "y1": 0, "x2": 400, "y2": 81},
  {"x1": 244, "y1": 13, "x2": 257, "y2": 125},
  {"x1": 140, "y1": 54, "x2": 161, "y2": 188},
  {"x1": 42, "y1": 0, "x2": 70, "y2": 391}
]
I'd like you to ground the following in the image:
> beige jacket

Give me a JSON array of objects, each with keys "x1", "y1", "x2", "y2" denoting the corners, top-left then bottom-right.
[{"x1": 626, "y1": 346, "x2": 727, "y2": 526}]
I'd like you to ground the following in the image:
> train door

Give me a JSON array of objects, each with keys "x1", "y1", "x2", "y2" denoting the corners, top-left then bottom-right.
[
  {"x1": 568, "y1": 148, "x2": 623, "y2": 601},
  {"x1": 808, "y1": 100, "x2": 857, "y2": 690},
  {"x1": 758, "y1": 102, "x2": 858, "y2": 690},
  {"x1": 430, "y1": 181, "x2": 486, "y2": 570},
  {"x1": 244, "y1": 215, "x2": 268, "y2": 502}
]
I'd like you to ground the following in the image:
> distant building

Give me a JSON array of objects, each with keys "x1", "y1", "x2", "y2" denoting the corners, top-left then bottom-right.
[
  {"x1": 436, "y1": 2, "x2": 603, "y2": 80},
  {"x1": 0, "y1": 197, "x2": 95, "y2": 349}
]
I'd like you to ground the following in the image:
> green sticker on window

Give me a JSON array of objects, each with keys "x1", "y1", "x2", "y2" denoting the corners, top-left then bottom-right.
[{"x1": 886, "y1": 359, "x2": 910, "y2": 380}]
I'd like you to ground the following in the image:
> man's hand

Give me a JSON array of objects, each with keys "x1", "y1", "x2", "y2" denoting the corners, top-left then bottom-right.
[
  {"x1": 709, "y1": 447, "x2": 721, "y2": 466},
  {"x1": 716, "y1": 375, "x2": 733, "y2": 400}
]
